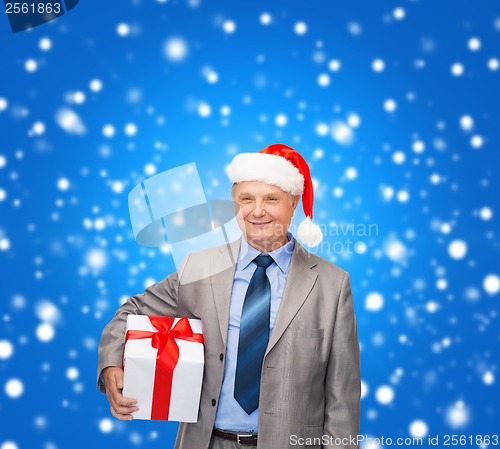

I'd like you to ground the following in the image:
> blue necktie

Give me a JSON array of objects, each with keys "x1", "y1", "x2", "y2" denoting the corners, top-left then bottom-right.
[{"x1": 234, "y1": 254, "x2": 274, "y2": 415}]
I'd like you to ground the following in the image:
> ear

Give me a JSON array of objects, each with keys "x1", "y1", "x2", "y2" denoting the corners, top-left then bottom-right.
[
  {"x1": 291, "y1": 195, "x2": 300, "y2": 212},
  {"x1": 231, "y1": 183, "x2": 238, "y2": 200}
]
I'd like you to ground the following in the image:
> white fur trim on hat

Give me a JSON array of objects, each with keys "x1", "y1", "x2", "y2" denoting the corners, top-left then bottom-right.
[
  {"x1": 297, "y1": 217, "x2": 323, "y2": 247},
  {"x1": 227, "y1": 153, "x2": 304, "y2": 195}
]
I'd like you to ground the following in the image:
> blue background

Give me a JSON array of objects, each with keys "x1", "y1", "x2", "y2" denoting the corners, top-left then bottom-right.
[{"x1": 0, "y1": 0, "x2": 499, "y2": 448}]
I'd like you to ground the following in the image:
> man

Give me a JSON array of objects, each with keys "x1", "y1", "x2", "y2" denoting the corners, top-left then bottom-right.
[{"x1": 97, "y1": 144, "x2": 361, "y2": 449}]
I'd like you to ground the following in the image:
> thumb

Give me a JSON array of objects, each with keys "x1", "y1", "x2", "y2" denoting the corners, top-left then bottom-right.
[{"x1": 115, "y1": 372, "x2": 124, "y2": 390}]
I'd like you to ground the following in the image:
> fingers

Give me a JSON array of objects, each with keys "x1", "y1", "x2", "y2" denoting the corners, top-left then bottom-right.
[
  {"x1": 109, "y1": 402, "x2": 139, "y2": 420},
  {"x1": 103, "y1": 367, "x2": 139, "y2": 420},
  {"x1": 108, "y1": 393, "x2": 139, "y2": 420}
]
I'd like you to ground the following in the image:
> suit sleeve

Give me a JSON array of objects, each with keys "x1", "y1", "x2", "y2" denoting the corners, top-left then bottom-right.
[
  {"x1": 324, "y1": 272, "x2": 361, "y2": 448},
  {"x1": 96, "y1": 254, "x2": 190, "y2": 393}
]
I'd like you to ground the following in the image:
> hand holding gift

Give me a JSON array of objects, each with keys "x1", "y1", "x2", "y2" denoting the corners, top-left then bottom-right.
[{"x1": 102, "y1": 366, "x2": 139, "y2": 420}]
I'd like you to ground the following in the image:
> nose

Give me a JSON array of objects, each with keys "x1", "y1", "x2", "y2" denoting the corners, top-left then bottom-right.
[{"x1": 252, "y1": 201, "x2": 266, "y2": 218}]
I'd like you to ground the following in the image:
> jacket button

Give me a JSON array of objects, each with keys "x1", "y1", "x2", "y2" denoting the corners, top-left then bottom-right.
[
  {"x1": 219, "y1": 353, "x2": 224, "y2": 361},
  {"x1": 211, "y1": 399, "x2": 217, "y2": 406}
]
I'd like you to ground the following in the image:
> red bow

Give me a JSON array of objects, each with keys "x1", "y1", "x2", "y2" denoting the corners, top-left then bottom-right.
[{"x1": 125, "y1": 316, "x2": 204, "y2": 420}]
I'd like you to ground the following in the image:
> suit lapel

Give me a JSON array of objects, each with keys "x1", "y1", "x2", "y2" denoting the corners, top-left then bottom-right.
[
  {"x1": 207, "y1": 238, "x2": 318, "y2": 352},
  {"x1": 209, "y1": 238, "x2": 241, "y2": 347},
  {"x1": 265, "y1": 242, "x2": 318, "y2": 356}
]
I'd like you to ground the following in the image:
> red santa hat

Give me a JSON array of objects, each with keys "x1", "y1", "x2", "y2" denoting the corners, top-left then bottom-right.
[{"x1": 227, "y1": 143, "x2": 323, "y2": 247}]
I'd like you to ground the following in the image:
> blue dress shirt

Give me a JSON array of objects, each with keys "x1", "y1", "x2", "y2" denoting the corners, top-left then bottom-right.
[{"x1": 214, "y1": 234, "x2": 295, "y2": 432}]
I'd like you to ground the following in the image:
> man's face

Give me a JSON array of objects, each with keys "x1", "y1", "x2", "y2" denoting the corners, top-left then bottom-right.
[{"x1": 232, "y1": 181, "x2": 299, "y2": 253}]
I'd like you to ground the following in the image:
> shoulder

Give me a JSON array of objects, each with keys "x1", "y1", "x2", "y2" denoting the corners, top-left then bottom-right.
[
  {"x1": 294, "y1": 242, "x2": 349, "y2": 280},
  {"x1": 177, "y1": 239, "x2": 240, "y2": 284},
  {"x1": 186, "y1": 239, "x2": 240, "y2": 262}
]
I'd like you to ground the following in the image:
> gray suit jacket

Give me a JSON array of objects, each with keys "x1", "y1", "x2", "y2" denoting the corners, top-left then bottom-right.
[{"x1": 97, "y1": 238, "x2": 360, "y2": 448}]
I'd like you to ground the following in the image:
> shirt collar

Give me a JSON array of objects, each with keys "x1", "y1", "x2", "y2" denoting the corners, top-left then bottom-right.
[{"x1": 238, "y1": 232, "x2": 295, "y2": 274}]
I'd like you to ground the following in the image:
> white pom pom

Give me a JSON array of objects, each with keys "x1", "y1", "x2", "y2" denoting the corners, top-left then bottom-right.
[{"x1": 297, "y1": 217, "x2": 323, "y2": 247}]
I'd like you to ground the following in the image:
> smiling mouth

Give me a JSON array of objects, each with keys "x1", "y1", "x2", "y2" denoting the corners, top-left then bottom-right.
[{"x1": 249, "y1": 221, "x2": 271, "y2": 226}]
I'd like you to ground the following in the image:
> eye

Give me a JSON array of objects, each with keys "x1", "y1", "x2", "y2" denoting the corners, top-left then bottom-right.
[{"x1": 266, "y1": 197, "x2": 278, "y2": 202}]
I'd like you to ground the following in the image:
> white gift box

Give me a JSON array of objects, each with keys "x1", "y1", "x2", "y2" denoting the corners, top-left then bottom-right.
[{"x1": 122, "y1": 315, "x2": 204, "y2": 422}]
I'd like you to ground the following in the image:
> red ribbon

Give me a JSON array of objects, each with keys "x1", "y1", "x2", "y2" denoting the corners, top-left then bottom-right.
[{"x1": 124, "y1": 316, "x2": 204, "y2": 420}]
